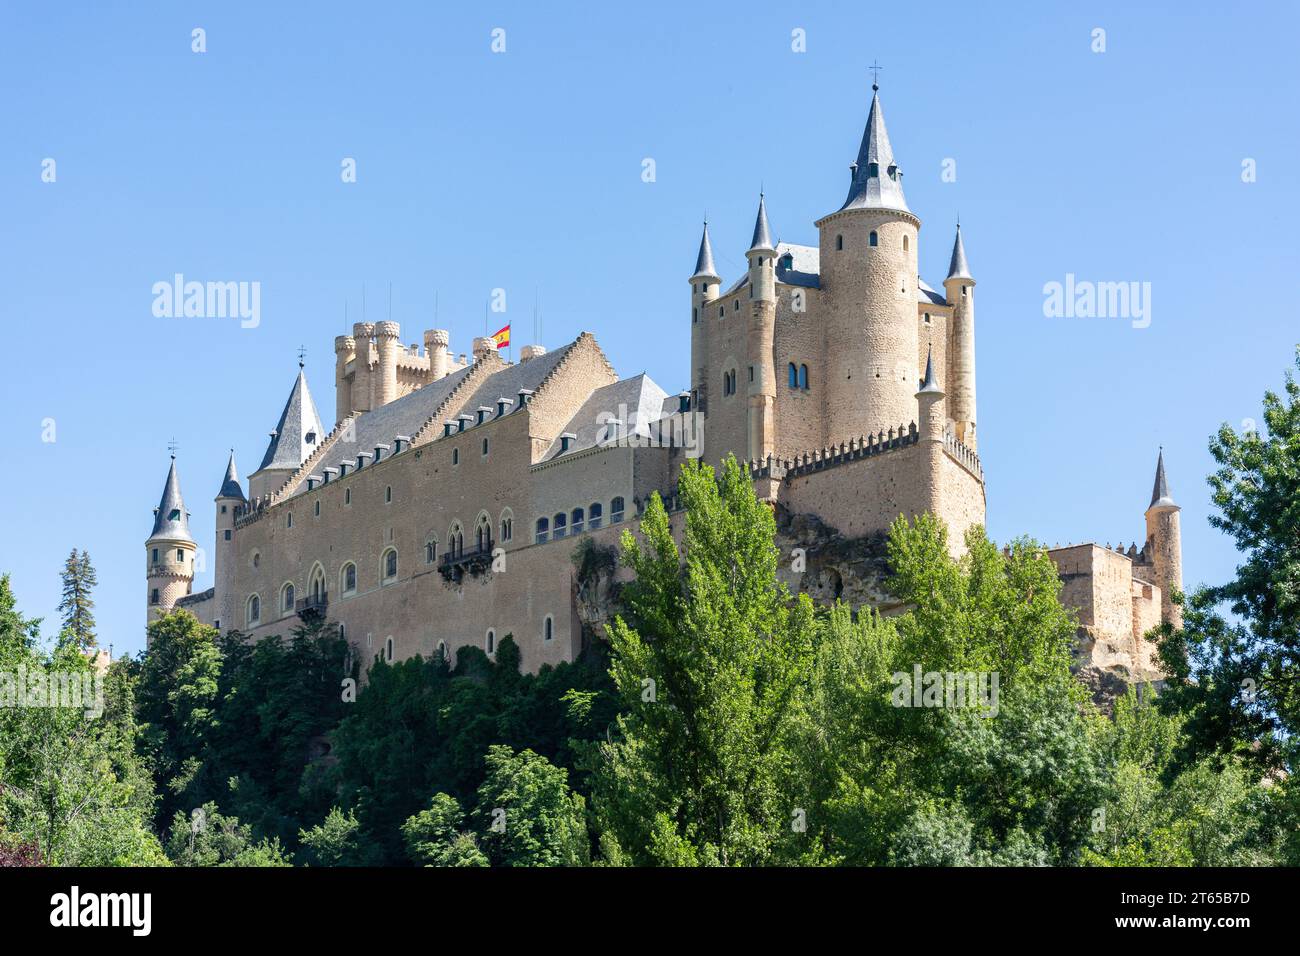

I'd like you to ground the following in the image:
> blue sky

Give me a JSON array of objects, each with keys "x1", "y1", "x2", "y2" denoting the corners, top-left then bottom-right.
[{"x1": 2, "y1": 1, "x2": 1297, "y2": 656}]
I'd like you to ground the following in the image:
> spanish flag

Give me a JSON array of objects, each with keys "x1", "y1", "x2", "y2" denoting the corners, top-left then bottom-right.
[{"x1": 491, "y1": 324, "x2": 511, "y2": 349}]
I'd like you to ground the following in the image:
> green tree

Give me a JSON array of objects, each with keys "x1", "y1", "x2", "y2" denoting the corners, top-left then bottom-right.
[
  {"x1": 297, "y1": 807, "x2": 362, "y2": 866},
  {"x1": 163, "y1": 801, "x2": 289, "y2": 866},
  {"x1": 592, "y1": 456, "x2": 816, "y2": 866},
  {"x1": 472, "y1": 745, "x2": 587, "y2": 866},
  {"x1": 1156, "y1": 348, "x2": 1300, "y2": 772},
  {"x1": 402, "y1": 793, "x2": 487, "y2": 867},
  {"x1": 56, "y1": 550, "x2": 98, "y2": 654},
  {"x1": 135, "y1": 610, "x2": 222, "y2": 825}
]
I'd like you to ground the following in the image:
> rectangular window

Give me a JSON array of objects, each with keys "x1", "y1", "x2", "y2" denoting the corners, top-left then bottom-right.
[{"x1": 224, "y1": 530, "x2": 232, "y2": 541}]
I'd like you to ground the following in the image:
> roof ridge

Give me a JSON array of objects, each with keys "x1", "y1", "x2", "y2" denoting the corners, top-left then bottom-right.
[{"x1": 409, "y1": 353, "x2": 506, "y2": 447}]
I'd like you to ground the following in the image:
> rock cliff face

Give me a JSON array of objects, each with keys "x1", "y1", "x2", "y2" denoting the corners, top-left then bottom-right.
[{"x1": 571, "y1": 506, "x2": 1152, "y2": 710}]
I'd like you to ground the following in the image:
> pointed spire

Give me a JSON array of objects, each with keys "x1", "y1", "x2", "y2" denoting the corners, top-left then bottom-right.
[
  {"x1": 947, "y1": 221, "x2": 972, "y2": 280},
  {"x1": 218, "y1": 449, "x2": 245, "y2": 500},
  {"x1": 916, "y1": 346, "x2": 943, "y2": 395},
  {"x1": 256, "y1": 369, "x2": 325, "y2": 473},
  {"x1": 691, "y1": 220, "x2": 719, "y2": 279},
  {"x1": 840, "y1": 88, "x2": 909, "y2": 213},
  {"x1": 148, "y1": 457, "x2": 194, "y2": 543},
  {"x1": 748, "y1": 193, "x2": 774, "y2": 253},
  {"x1": 1148, "y1": 448, "x2": 1178, "y2": 510}
]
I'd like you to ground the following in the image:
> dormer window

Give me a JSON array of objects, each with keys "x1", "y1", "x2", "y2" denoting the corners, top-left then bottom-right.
[
  {"x1": 780, "y1": 254, "x2": 793, "y2": 270},
  {"x1": 867, "y1": 162, "x2": 879, "y2": 177},
  {"x1": 305, "y1": 431, "x2": 317, "y2": 444}
]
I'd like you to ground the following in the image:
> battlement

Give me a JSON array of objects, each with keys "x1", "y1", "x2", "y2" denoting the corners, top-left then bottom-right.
[
  {"x1": 748, "y1": 422, "x2": 922, "y2": 481},
  {"x1": 943, "y1": 432, "x2": 983, "y2": 481}
]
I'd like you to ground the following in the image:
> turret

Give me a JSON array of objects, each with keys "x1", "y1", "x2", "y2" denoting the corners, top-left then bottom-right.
[
  {"x1": 745, "y1": 195, "x2": 778, "y2": 460},
  {"x1": 333, "y1": 334, "x2": 355, "y2": 426},
  {"x1": 816, "y1": 83, "x2": 920, "y2": 446},
  {"x1": 1144, "y1": 449, "x2": 1184, "y2": 628},
  {"x1": 689, "y1": 221, "x2": 719, "y2": 412},
  {"x1": 146, "y1": 455, "x2": 196, "y2": 625},
  {"x1": 351, "y1": 322, "x2": 374, "y2": 413},
  {"x1": 914, "y1": 347, "x2": 946, "y2": 518},
  {"x1": 944, "y1": 222, "x2": 977, "y2": 450},
  {"x1": 213, "y1": 450, "x2": 245, "y2": 632},
  {"x1": 248, "y1": 367, "x2": 326, "y2": 502},
  {"x1": 425, "y1": 329, "x2": 451, "y2": 381},
  {"x1": 472, "y1": 336, "x2": 495, "y2": 362},
  {"x1": 375, "y1": 320, "x2": 401, "y2": 407}
]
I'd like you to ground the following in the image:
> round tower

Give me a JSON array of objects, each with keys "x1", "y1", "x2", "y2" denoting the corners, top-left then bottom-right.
[
  {"x1": 914, "y1": 347, "x2": 946, "y2": 520},
  {"x1": 816, "y1": 85, "x2": 920, "y2": 443},
  {"x1": 943, "y1": 223, "x2": 977, "y2": 450},
  {"x1": 375, "y1": 320, "x2": 401, "y2": 407},
  {"x1": 1144, "y1": 449, "x2": 1184, "y2": 628},
  {"x1": 146, "y1": 455, "x2": 196, "y2": 624},
  {"x1": 213, "y1": 450, "x2": 245, "y2": 632},
  {"x1": 351, "y1": 322, "x2": 374, "y2": 413},
  {"x1": 424, "y1": 328, "x2": 450, "y2": 380},
  {"x1": 333, "y1": 334, "x2": 355, "y2": 426},
  {"x1": 689, "y1": 221, "x2": 720, "y2": 413},
  {"x1": 745, "y1": 195, "x2": 778, "y2": 461}
]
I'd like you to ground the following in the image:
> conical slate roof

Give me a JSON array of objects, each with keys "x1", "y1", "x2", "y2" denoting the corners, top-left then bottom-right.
[
  {"x1": 840, "y1": 90, "x2": 910, "y2": 214},
  {"x1": 257, "y1": 370, "x2": 325, "y2": 473},
  {"x1": 149, "y1": 458, "x2": 194, "y2": 543},
  {"x1": 748, "y1": 194, "x2": 774, "y2": 252},
  {"x1": 1149, "y1": 449, "x2": 1178, "y2": 509},
  {"x1": 692, "y1": 221, "x2": 719, "y2": 279},
  {"x1": 947, "y1": 223, "x2": 972, "y2": 280},
  {"x1": 217, "y1": 450, "x2": 245, "y2": 500},
  {"x1": 916, "y1": 346, "x2": 943, "y2": 395}
]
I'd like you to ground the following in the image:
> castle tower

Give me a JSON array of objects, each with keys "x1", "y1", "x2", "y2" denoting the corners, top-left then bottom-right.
[
  {"x1": 816, "y1": 84, "x2": 920, "y2": 445},
  {"x1": 375, "y1": 321, "x2": 401, "y2": 407},
  {"x1": 333, "y1": 334, "x2": 355, "y2": 426},
  {"x1": 914, "y1": 347, "x2": 946, "y2": 518},
  {"x1": 213, "y1": 450, "x2": 245, "y2": 632},
  {"x1": 425, "y1": 328, "x2": 451, "y2": 381},
  {"x1": 145, "y1": 455, "x2": 196, "y2": 623},
  {"x1": 689, "y1": 221, "x2": 719, "y2": 412},
  {"x1": 351, "y1": 322, "x2": 375, "y2": 413},
  {"x1": 248, "y1": 366, "x2": 325, "y2": 502},
  {"x1": 745, "y1": 195, "x2": 778, "y2": 460},
  {"x1": 944, "y1": 223, "x2": 977, "y2": 449},
  {"x1": 1144, "y1": 449, "x2": 1184, "y2": 628}
]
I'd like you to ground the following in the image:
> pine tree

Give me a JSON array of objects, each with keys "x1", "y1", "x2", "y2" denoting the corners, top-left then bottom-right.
[{"x1": 57, "y1": 549, "x2": 97, "y2": 653}]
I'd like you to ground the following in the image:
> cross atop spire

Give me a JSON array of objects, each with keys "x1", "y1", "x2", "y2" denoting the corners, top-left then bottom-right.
[
  {"x1": 868, "y1": 59, "x2": 883, "y2": 91},
  {"x1": 297, "y1": 345, "x2": 307, "y2": 369},
  {"x1": 167, "y1": 437, "x2": 179, "y2": 459}
]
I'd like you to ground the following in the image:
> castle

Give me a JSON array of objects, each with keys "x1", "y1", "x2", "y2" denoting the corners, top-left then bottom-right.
[{"x1": 144, "y1": 86, "x2": 1178, "y2": 687}]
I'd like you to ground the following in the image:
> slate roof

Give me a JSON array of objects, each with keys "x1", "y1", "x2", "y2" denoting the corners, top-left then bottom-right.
[
  {"x1": 148, "y1": 458, "x2": 194, "y2": 543},
  {"x1": 257, "y1": 371, "x2": 325, "y2": 473},
  {"x1": 540, "y1": 373, "x2": 669, "y2": 462}
]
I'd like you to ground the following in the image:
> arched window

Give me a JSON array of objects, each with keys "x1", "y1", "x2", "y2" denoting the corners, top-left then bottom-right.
[
  {"x1": 788, "y1": 363, "x2": 798, "y2": 388},
  {"x1": 436, "y1": 640, "x2": 447, "y2": 663},
  {"x1": 611, "y1": 497, "x2": 625, "y2": 523},
  {"x1": 448, "y1": 522, "x2": 464, "y2": 558},
  {"x1": 385, "y1": 637, "x2": 394, "y2": 662},
  {"x1": 535, "y1": 517, "x2": 549, "y2": 544},
  {"x1": 475, "y1": 514, "x2": 491, "y2": 552},
  {"x1": 553, "y1": 512, "x2": 568, "y2": 539},
  {"x1": 500, "y1": 509, "x2": 514, "y2": 542},
  {"x1": 836, "y1": 234, "x2": 843, "y2": 251},
  {"x1": 486, "y1": 630, "x2": 495, "y2": 654},
  {"x1": 246, "y1": 594, "x2": 260, "y2": 626},
  {"x1": 425, "y1": 540, "x2": 436, "y2": 565},
  {"x1": 571, "y1": 507, "x2": 585, "y2": 535},
  {"x1": 309, "y1": 566, "x2": 326, "y2": 603},
  {"x1": 799, "y1": 364, "x2": 809, "y2": 390},
  {"x1": 718, "y1": 305, "x2": 724, "y2": 319},
  {"x1": 341, "y1": 562, "x2": 357, "y2": 595},
  {"x1": 544, "y1": 616, "x2": 553, "y2": 642},
  {"x1": 385, "y1": 486, "x2": 392, "y2": 503},
  {"x1": 902, "y1": 235, "x2": 909, "y2": 252},
  {"x1": 482, "y1": 437, "x2": 489, "y2": 456},
  {"x1": 381, "y1": 548, "x2": 398, "y2": 583},
  {"x1": 589, "y1": 502, "x2": 603, "y2": 529},
  {"x1": 869, "y1": 231, "x2": 878, "y2": 247},
  {"x1": 281, "y1": 582, "x2": 295, "y2": 613},
  {"x1": 314, "y1": 501, "x2": 320, "y2": 517}
]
